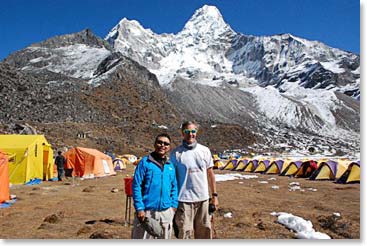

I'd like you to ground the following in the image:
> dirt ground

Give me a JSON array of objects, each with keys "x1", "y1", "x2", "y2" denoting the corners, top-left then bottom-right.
[{"x1": 0, "y1": 164, "x2": 360, "y2": 240}]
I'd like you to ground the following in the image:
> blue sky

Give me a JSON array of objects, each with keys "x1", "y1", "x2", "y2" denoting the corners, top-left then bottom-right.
[{"x1": 0, "y1": 0, "x2": 360, "y2": 60}]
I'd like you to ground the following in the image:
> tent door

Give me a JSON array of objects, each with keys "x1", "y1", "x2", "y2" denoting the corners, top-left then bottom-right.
[
  {"x1": 102, "y1": 160, "x2": 110, "y2": 174},
  {"x1": 43, "y1": 150, "x2": 49, "y2": 180}
]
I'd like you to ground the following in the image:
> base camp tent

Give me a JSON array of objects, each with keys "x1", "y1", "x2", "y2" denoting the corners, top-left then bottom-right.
[
  {"x1": 264, "y1": 159, "x2": 285, "y2": 174},
  {"x1": 253, "y1": 159, "x2": 273, "y2": 173},
  {"x1": 212, "y1": 154, "x2": 225, "y2": 169},
  {"x1": 280, "y1": 160, "x2": 303, "y2": 176},
  {"x1": 221, "y1": 158, "x2": 238, "y2": 170},
  {"x1": 310, "y1": 160, "x2": 348, "y2": 181},
  {"x1": 233, "y1": 159, "x2": 249, "y2": 171},
  {"x1": 243, "y1": 159, "x2": 259, "y2": 172},
  {"x1": 0, "y1": 150, "x2": 10, "y2": 203},
  {"x1": 294, "y1": 160, "x2": 318, "y2": 178},
  {"x1": 64, "y1": 147, "x2": 116, "y2": 178},
  {"x1": 214, "y1": 159, "x2": 225, "y2": 169},
  {"x1": 337, "y1": 160, "x2": 360, "y2": 184},
  {"x1": 113, "y1": 158, "x2": 127, "y2": 171},
  {"x1": 119, "y1": 154, "x2": 138, "y2": 165},
  {"x1": 0, "y1": 135, "x2": 54, "y2": 184}
]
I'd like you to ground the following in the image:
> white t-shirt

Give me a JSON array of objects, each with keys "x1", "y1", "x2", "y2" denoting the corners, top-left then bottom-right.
[{"x1": 171, "y1": 143, "x2": 214, "y2": 202}]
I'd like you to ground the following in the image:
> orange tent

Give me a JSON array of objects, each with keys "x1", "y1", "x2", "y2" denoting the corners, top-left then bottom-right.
[
  {"x1": 64, "y1": 147, "x2": 116, "y2": 179},
  {"x1": 0, "y1": 150, "x2": 10, "y2": 203}
]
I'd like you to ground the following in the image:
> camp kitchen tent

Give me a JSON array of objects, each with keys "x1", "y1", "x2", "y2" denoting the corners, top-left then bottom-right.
[
  {"x1": 310, "y1": 159, "x2": 348, "y2": 181},
  {"x1": 0, "y1": 135, "x2": 54, "y2": 184},
  {"x1": 337, "y1": 160, "x2": 360, "y2": 184},
  {"x1": 280, "y1": 160, "x2": 303, "y2": 176},
  {"x1": 64, "y1": 147, "x2": 116, "y2": 178},
  {"x1": 0, "y1": 150, "x2": 10, "y2": 203}
]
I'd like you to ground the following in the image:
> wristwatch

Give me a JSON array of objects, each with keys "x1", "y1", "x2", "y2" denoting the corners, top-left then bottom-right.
[{"x1": 212, "y1": 192, "x2": 218, "y2": 197}]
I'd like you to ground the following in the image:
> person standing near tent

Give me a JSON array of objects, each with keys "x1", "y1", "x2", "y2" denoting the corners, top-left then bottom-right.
[
  {"x1": 54, "y1": 151, "x2": 66, "y2": 181},
  {"x1": 170, "y1": 120, "x2": 218, "y2": 239},
  {"x1": 131, "y1": 133, "x2": 178, "y2": 239}
]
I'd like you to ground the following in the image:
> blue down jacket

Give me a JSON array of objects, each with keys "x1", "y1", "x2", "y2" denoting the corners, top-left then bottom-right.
[{"x1": 132, "y1": 155, "x2": 178, "y2": 212}]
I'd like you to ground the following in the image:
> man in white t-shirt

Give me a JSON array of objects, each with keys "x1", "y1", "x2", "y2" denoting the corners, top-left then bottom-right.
[{"x1": 170, "y1": 120, "x2": 218, "y2": 239}]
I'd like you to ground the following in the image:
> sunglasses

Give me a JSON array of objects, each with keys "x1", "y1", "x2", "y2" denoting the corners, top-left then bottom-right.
[
  {"x1": 156, "y1": 140, "x2": 170, "y2": 146},
  {"x1": 183, "y1": 129, "x2": 197, "y2": 134}
]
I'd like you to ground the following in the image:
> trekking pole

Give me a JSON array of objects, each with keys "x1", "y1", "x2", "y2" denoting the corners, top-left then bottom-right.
[
  {"x1": 128, "y1": 195, "x2": 132, "y2": 224},
  {"x1": 209, "y1": 201, "x2": 217, "y2": 238},
  {"x1": 211, "y1": 213, "x2": 217, "y2": 239},
  {"x1": 124, "y1": 176, "x2": 133, "y2": 226},
  {"x1": 124, "y1": 195, "x2": 129, "y2": 226},
  {"x1": 124, "y1": 195, "x2": 132, "y2": 226}
]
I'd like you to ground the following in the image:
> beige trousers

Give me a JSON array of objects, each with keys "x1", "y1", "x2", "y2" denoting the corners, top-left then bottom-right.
[
  {"x1": 131, "y1": 208, "x2": 175, "y2": 239},
  {"x1": 174, "y1": 200, "x2": 212, "y2": 239}
]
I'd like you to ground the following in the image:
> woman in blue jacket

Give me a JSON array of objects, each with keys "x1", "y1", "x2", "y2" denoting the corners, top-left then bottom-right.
[{"x1": 131, "y1": 133, "x2": 178, "y2": 239}]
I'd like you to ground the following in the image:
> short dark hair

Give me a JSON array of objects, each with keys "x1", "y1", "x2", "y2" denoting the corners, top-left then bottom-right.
[
  {"x1": 58, "y1": 151, "x2": 62, "y2": 155},
  {"x1": 155, "y1": 133, "x2": 171, "y2": 143},
  {"x1": 181, "y1": 120, "x2": 199, "y2": 130}
]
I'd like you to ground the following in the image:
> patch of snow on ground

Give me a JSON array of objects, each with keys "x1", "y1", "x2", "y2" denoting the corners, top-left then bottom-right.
[
  {"x1": 223, "y1": 212, "x2": 233, "y2": 218},
  {"x1": 271, "y1": 212, "x2": 331, "y2": 239},
  {"x1": 307, "y1": 188, "x2": 317, "y2": 192},
  {"x1": 215, "y1": 173, "x2": 258, "y2": 182}
]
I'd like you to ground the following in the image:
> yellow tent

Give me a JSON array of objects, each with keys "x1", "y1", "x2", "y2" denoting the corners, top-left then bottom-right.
[
  {"x1": 214, "y1": 159, "x2": 225, "y2": 169},
  {"x1": 310, "y1": 159, "x2": 348, "y2": 181},
  {"x1": 233, "y1": 157, "x2": 250, "y2": 171},
  {"x1": 212, "y1": 154, "x2": 224, "y2": 169},
  {"x1": 222, "y1": 157, "x2": 238, "y2": 170},
  {"x1": 337, "y1": 161, "x2": 360, "y2": 183},
  {"x1": 0, "y1": 135, "x2": 54, "y2": 184},
  {"x1": 253, "y1": 158, "x2": 276, "y2": 173},
  {"x1": 119, "y1": 154, "x2": 138, "y2": 165}
]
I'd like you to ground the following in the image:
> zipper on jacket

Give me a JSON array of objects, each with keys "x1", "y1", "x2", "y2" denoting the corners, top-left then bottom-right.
[{"x1": 158, "y1": 167, "x2": 163, "y2": 211}]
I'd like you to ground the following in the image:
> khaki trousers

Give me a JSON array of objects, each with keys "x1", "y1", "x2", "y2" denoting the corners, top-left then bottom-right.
[
  {"x1": 131, "y1": 208, "x2": 175, "y2": 239},
  {"x1": 174, "y1": 200, "x2": 212, "y2": 239}
]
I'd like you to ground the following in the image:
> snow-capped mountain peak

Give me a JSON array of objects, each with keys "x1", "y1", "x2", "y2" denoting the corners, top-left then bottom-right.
[
  {"x1": 179, "y1": 5, "x2": 234, "y2": 37},
  {"x1": 106, "y1": 17, "x2": 155, "y2": 41}
]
